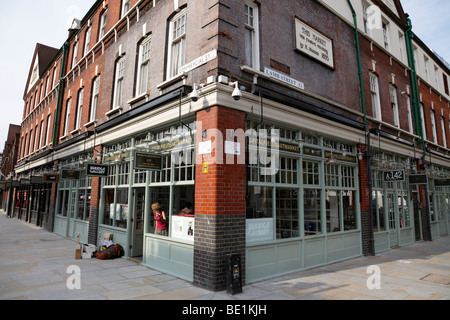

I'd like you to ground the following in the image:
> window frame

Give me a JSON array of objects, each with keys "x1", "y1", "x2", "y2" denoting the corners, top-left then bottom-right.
[
  {"x1": 113, "y1": 57, "x2": 126, "y2": 109},
  {"x1": 136, "y1": 37, "x2": 152, "y2": 96},
  {"x1": 244, "y1": 1, "x2": 260, "y2": 70},
  {"x1": 167, "y1": 9, "x2": 187, "y2": 78}
]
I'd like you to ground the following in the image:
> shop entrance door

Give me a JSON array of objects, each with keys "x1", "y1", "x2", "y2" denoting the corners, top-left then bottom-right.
[
  {"x1": 131, "y1": 188, "x2": 145, "y2": 257},
  {"x1": 68, "y1": 190, "x2": 77, "y2": 238},
  {"x1": 387, "y1": 193, "x2": 399, "y2": 247}
]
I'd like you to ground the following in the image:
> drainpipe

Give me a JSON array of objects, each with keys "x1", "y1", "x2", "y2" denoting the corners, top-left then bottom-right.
[
  {"x1": 346, "y1": 0, "x2": 374, "y2": 255},
  {"x1": 404, "y1": 16, "x2": 432, "y2": 240},
  {"x1": 52, "y1": 41, "x2": 68, "y2": 148}
]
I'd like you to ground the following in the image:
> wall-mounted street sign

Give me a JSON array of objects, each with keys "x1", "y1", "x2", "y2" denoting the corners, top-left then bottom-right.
[
  {"x1": 43, "y1": 174, "x2": 60, "y2": 183},
  {"x1": 20, "y1": 179, "x2": 31, "y2": 185},
  {"x1": 87, "y1": 163, "x2": 108, "y2": 177},
  {"x1": 434, "y1": 179, "x2": 450, "y2": 187},
  {"x1": 61, "y1": 170, "x2": 80, "y2": 180},
  {"x1": 383, "y1": 170, "x2": 405, "y2": 182},
  {"x1": 135, "y1": 152, "x2": 162, "y2": 171},
  {"x1": 408, "y1": 174, "x2": 428, "y2": 185}
]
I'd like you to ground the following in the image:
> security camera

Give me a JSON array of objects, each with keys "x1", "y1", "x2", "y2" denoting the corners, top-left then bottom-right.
[
  {"x1": 231, "y1": 82, "x2": 242, "y2": 101},
  {"x1": 190, "y1": 84, "x2": 200, "y2": 102}
]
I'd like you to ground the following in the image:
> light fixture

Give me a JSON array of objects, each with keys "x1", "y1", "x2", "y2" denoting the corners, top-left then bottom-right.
[
  {"x1": 295, "y1": 131, "x2": 304, "y2": 149},
  {"x1": 230, "y1": 81, "x2": 242, "y2": 101},
  {"x1": 189, "y1": 84, "x2": 200, "y2": 102},
  {"x1": 326, "y1": 157, "x2": 337, "y2": 164},
  {"x1": 114, "y1": 156, "x2": 126, "y2": 163}
]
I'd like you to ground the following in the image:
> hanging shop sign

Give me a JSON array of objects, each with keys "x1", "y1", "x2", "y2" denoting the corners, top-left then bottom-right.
[
  {"x1": 435, "y1": 179, "x2": 450, "y2": 187},
  {"x1": 61, "y1": 169, "x2": 80, "y2": 180},
  {"x1": 20, "y1": 179, "x2": 31, "y2": 185},
  {"x1": 43, "y1": 174, "x2": 60, "y2": 183},
  {"x1": 134, "y1": 152, "x2": 163, "y2": 171},
  {"x1": 408, "y1": 174, "x2": 428, "y2": 185},
  {"x1": 383, "y1": 170, "x2": 405, "y2": 182},
  {"x1": 294, "y1": 17, "x2": 334, "y2": 68},
  {"x1": 86, "y1": 164, "x2": 109, "y2": 177},
  {"x1": 324, "y1": 151, "x2": 357, "y2": 163}
]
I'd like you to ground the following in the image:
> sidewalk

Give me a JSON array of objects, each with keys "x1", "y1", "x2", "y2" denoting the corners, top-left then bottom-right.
[{"x1": 1, "y1": 210, "x2": 449, "y2": 300}]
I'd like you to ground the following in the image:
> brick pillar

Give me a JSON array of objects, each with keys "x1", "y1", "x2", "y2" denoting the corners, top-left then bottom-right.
[
  {"x1": 358, "y1": 143, "x2": 375, "y2": 256},
  {"x1": 193, "y1": 106, "x2": 246, "y2": 291},
  {"x1": 88, "y1": 146, "x2": 103, "y2": 245}
]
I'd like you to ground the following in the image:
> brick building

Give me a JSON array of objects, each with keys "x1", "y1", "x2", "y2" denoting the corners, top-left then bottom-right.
[{"x1": 11, "y1": 0, "x2": 450, "y2": 291}]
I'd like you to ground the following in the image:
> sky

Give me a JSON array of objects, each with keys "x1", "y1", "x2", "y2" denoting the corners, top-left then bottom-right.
[{"x1": 1, "y1": 0, "x2": 450, "y2": 151}]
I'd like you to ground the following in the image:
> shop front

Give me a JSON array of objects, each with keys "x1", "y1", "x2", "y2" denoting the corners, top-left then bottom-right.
[
  {"x1": 245, "y1": 120, "x2": 361, "y2": 283},
  {"x1": 97, "y1": 121, "x2": 196, "y2": 281}
]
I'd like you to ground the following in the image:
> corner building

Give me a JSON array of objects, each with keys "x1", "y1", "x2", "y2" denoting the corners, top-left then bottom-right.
[{"x1": 14, "y1": 0, "x2": 450, "y2": 291}]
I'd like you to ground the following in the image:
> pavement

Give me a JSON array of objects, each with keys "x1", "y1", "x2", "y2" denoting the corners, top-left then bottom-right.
[{"x1": 1, "y1": 210, "x2": 449, "y2": 302}]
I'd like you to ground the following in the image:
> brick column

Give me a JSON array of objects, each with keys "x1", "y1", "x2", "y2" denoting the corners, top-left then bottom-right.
[
  {"x1": 357, "y1": 143, "x2": 375, "y2": 256},
  {"x1": 88, "y1": 146, "x2": 103, "y2": 245},
  {"x1": 193, "y1": 106, "x2": 246, "y2": 291}
]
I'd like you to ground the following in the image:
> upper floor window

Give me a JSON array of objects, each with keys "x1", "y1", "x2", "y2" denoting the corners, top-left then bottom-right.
[
  {"x1": 113, "y1": 57, "x2": 126, "y2": 109},
  {"x1": 84, "y1": 27, "x2": 91, "y2": 56},
  {"x1": 52, "y1": 66, "x2": 58, "y2": 89},
  {"x1": 406, "y1": 96, "x2": 413, "y2": 134},
  {"x1": 99, "y1": 10, "x2": 108, "y2": 40},
  {"x1": 137, "y1": 37, "x2": 151, "y2": 96},
  {"x1": 244, "y1": 1, "x2": 259, "y2": 70},
  {"x1": 168, "y1": 9, "x2": 187, "y2": 78},
  {"x1": 72, "y1": 41, "x2": 79, "y2": 69},
  {"x1": 362, "y1": 2, "x2": 371, "y2": 36},
  {"x1": 370, "y1": 73, "x2": 382, "y2": 121},
  {"x1": 424, "y1": 56, "x2": 430, "y2": 82},
  {"x1": 90, "y1": 76, "x2": 100, "y2": 122},
  {"x1": 420, "y1": 103, "x2": 427, "y2": 140},
  {"x1": 430, "y1": 109, "x2": 437, "y2": 144},
  {"x1": 75, "y1": 88, "x2": 84, "y2": 130},
  {"x1": 382, "y1": 21, "x2": 390, "y2": 51},
  {"x1": 121, "y1": 0, "x2": 131, "y2": 18},
  {"x1": 440, "y1": 116, "x2": 447, "y2": 148},
  {"x1": 45, "y1": 114, "x2": 51, "y2": 146},
  {"x1": 64, "y1": 98, "x2": 72, "y2": 137},
  {"x1": 389, "y1": 86, "x2": 399, "y2": 127}
]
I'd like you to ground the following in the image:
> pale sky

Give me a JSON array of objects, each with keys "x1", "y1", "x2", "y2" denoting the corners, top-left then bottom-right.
[{"x1": 1, "y1": 1, "x2": 449, "y2": 150}]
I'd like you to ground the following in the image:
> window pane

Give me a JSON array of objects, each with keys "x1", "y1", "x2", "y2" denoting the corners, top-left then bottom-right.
[
  {"x1": 343, "y1": 190, "x2": 356, "y2": 231},
  {"x1": 326, "y1": 190, "x2": 341, "y2": 233},
  {"x1": 276, "y1": 188, "x2": 298, "y2": 239},
  {"x1": 304, "y1": 189, "x2": 321, "y2": 235}
]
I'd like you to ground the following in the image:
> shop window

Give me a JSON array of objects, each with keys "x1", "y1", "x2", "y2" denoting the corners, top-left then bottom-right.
[
  {"x1": 171, "y1": 185, "x2": 195, "y2": 241},
  {"x1": 398, "y1": 190, "x2": 410, "y2": 228},
  {"x1": 276, "y1": 188, "x2": 299, "y2": 239},
  {"x1": 343, "y1": 190, "x2": 357, "y2": 231},
  {"x1": 304, "y1": 189, "x2": 321, "y2": 236},
  {"x1": 104, "y1": 188, "x2": 129, "y2": 228},
  {"x1": 275, "y1": 157, "x2": 297, "y2": 185},
  {"x1": 246, "y1": 186, "x2": 273, "y2": 243},
  {"x1": 303, "y1": 160, "x2": 320, "y2": 185},
  {"x1": 326, "y1": 189, "x2": 340, "y2": 233}
]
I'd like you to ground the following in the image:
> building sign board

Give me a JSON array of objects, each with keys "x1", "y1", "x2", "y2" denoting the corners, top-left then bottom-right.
[
  {"x1": 178, "y1": 49, "x2": 217, "y2": 74},
  {"x1": 434, "y1": 179, "x2": 450, "y2": 187},
  {"x1": 294, "y1": 17, "x2": 334, "y2": 68},
  {"x1": 61, "y1": 170, "x2": 80, "y2": 180},
  {"x1": 43, "y1": 174, "x2": 60, "y2": 183},
  {"x1": 86, "y1": 164, "x2": 109, "y2": 177},
  {"x1": 135, "y1": 152, "x2": 163, "y2": 171},
  {"x1": 264, "y1": 67, "x2": 305, "y2": 90},
  {"x1": 383, "y1": 170, "x2": 405, "y2": 182},
  {"x1": 408, "y1": 174, "x2": 428, "y2": 184}
]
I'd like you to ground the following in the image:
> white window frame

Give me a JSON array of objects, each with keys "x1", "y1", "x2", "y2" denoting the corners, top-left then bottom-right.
[
  {"x1": 75, "y1": 88, "x2": 84, "y2": 130},
  {"x1": 406, "y1": 96, "x2": 413, "y2": 134},
  {"x1": 72, "y1": 41, "x2": 79, "y2": 69},
  {"x1": 370, "y1": 73, "x2": 382, "y2": 121},
  {"x1": 382, "y1": 20, "x2": 390, "y2": 51},
  {"x1": 64, "y1": 98, "x2": 71, "y2": 137},
  {"x1": 113, "y1": 57, "x2": 126, "y2": 109},
  {"x1": 84, "y1": 26, "x2": 91, "y2": 56},
  {"x1": 38, "y1": 120, "x2": 44, "y2": 150},
  {"x1": 430, "y1": 109, "x2": 437, "y2": 144},
  {"x1": 45, "y1": 114, "x2": 51, "y2": 146},
  {"x1": 167, "y1": 9, "x2": 187, "y2": 78},
  {"x1": 389, "y1": 86, "x2": 399, "y2": 127},
  {"x1": 121, "y1": 0, "x2": 131, "y2": 18},
  {"x1": 244, "y1": 1, "x2": 260, "y2": 70},
  {"x1": 52, "y1": 67, "x2": 58, "y2": 89},
  {"x1": 90, "y1": 76, "x2": 100, "y2": 122},
  {"x1": 99, "y1": 10, "x2": 108, "y2": 40},
  {"x1": 137, "y1": 37, "x2": 151, "y2": 96},
  {"x1": 440, "y1": 116, "x2": 447, "y2": 148},
  {"x1": 362, "y1": 2, "x2": 371, "y2": 36},
  {"x1": 420, "y1": 103, "x2": 427, "y2": 140},
  {"x1": 424, "y1": 56, "x2": 430, "y2": 82}
]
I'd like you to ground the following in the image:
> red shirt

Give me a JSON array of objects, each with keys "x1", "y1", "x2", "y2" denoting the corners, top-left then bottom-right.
[{"x1": 154, "y1": 211, "x2": 168, "y2": 230}]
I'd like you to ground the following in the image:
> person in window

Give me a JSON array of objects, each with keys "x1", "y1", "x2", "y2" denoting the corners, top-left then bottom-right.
[
  {"x1": 152, "y1": 202, "x2": 168, "y2": 236},
  {"x1": 179, "y1": 202, "x2": 193, "y2": 216}
]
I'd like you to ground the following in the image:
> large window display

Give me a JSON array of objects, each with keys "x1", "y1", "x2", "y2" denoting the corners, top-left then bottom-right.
[{"x1": 245, "y1": 121, "x2": 359, "y2": 244}]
